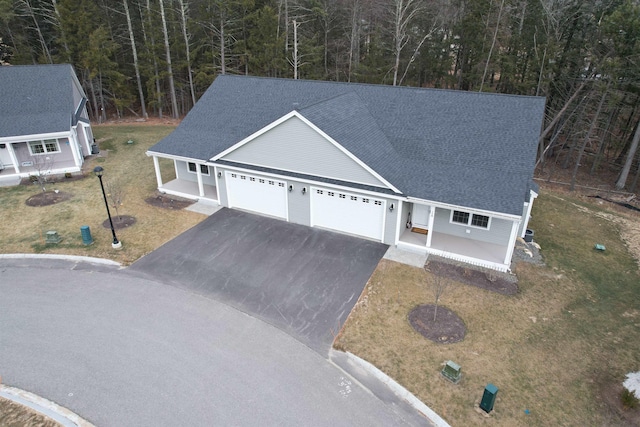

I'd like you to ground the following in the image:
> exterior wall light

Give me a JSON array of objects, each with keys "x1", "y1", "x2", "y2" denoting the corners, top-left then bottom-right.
[
  {"x1": 288, "y1": 185, "x2": 294, "y2": 192},
  {"x1": 302, "y1": 187, "x2": 307, "y2": 195},
  {"x1": 217, "y1": 171, "x2": 222, "y2": 178},
  {"x1": 389, "y1": 203, "x2": 395, "y2": 212}
]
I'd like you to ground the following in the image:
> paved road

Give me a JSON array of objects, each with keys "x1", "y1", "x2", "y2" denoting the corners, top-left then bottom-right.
[
  {"x1": 130, "y1": 208, "x2": 389, "y2": 354},
  {"x1": 0, "y1": 259, "x2": 429, "y2": 426}
]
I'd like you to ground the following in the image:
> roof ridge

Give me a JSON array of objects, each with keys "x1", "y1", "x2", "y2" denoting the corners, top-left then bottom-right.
[{"x1": 216, "y1": 74, "x2": 546, "y2": 101}]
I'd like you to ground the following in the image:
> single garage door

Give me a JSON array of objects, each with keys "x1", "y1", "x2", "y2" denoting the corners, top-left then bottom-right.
[
  {"x1": 226, "y1": 171, "x2": 288, "y2": 219},
  {"x1": 310, "y1": 187, "x2": 385, "y2": 241}
]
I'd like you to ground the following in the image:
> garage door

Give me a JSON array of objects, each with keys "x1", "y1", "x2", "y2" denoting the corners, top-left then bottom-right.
[
  {"x1": 226, "y1": 171, "x2": 288, "y2": 219},
  {"x1": 310, "y1": 187, "x2": 385, "y2": 241}
]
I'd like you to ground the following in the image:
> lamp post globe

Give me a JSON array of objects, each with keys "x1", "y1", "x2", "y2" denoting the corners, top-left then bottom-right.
[{"x1": 94, "y1": 166, "x2": 122, "y2": 249}]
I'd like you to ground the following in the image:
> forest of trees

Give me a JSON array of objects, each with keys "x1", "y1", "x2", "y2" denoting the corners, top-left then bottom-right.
[{"x1": 0, "y1": 0, "x2": 639, "y2": 190}]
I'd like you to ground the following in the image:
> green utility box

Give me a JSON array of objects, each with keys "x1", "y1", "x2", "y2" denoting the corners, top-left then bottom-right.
[
  {"x1": 45, "y1": 230, "x2": 62, "y2": 244},
  {"x1": 480, "y1": 383, "x2": 498, "y2": 413},
  {"x1": 441, "y1": 360, "x2": 462, "y2": 383}
]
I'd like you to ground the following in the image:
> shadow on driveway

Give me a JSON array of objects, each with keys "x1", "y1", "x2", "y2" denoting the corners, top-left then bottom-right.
[{"x1": 130, "y1": 208, "x2": 388, "y2": 354}]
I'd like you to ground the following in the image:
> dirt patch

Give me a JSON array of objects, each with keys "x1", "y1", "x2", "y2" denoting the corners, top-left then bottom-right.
[
  {"x1": 0, "y1": 396, "x2": 62, "y2": 427},
  {"x1": 25, "y1": 191, "x2": 73, "y2": 207},
  {"x1": 599, "y1": 379, "x2": 640, "y2": 426},
  {"x1": 408, "y1": 304, "x2": 466, "y2": 344},
  {"x1": 426, "y1": 258, "x2": 519, "y2": 295},
  {"x1": 145, "y1": 194, "x2": 194, "y2": 210},
  {"x1": 102, "y1": 215, "x2": 136, "y2": 230}
]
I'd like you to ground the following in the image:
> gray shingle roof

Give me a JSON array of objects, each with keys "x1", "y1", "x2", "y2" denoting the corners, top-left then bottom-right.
[
  {"x1": 0, "y1": 64, "x2": 77, "y2": 138},
  {"x1": 149, "y1": 75, "x2": 545, "y2": 215}
]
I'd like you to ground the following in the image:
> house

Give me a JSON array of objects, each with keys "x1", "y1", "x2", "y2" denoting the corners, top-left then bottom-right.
[
  {"x1": 0, "y1": 64, "x2": 94, "y2": 186},
  {"x1": 147, "y1": 76, "x2": 545, "y2": 272}
]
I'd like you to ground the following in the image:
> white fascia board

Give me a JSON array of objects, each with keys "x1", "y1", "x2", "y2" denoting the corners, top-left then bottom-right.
[
  {"x1": 406, "y1": 196, "x2": 521, "y2": 221},
  {"x1": 211, "y1": 110, "x2": 402, "y2": 194},
  {"x1": 214, "y1": 162, "x2": 405, "y2": 201},
  {"x1": 145, "y1": 151, "x2": 209, "y2": 164},
  {"x1": 0, "y1": 131, "x2": 71, "y2": 144},
  {"x1": 212, "y1": 111, "x2": 299, "y2": 160}
]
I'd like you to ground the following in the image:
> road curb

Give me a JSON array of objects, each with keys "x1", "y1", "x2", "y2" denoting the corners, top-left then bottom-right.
[
  {"x1": 0, "y1": 384, "x2": 95, "y2": 427},
  {"x1": 330, "y1": 350, "x2": 450, "y2": 427},
  {"x1": 0, "y1": 253, "x2": 121, "y2": 266}
]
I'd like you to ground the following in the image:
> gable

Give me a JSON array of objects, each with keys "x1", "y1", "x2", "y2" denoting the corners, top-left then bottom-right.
[{"x1": 219, "y1": 115, "x2": 391, "y2": 189}]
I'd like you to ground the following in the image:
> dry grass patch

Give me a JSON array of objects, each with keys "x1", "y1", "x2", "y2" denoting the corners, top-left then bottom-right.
[
  {"x1": 335, "y1": 190, "x2": 640, "y2": 426},
  {"x1": 0, "y1": 125, "x2": 204, "y2": 264}
]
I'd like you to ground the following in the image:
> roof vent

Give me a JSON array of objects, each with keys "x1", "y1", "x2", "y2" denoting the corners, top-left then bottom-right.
[{"x1": 293, "y1": 102, "x2": 299, "y2": 109}]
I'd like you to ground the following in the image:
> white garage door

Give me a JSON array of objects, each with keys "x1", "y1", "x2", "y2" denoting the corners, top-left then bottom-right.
[
  {"x1": 226, "y1": 171, "x2": 288, "y2": 219},
  {"x1": 310, "y1": 187, "x2": 386, "y2": 241}
]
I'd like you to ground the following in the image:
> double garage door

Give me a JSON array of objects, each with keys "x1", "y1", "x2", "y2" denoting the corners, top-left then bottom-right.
[{"x1": 225, "y1": 172, "x2": 386, "y2": 241}]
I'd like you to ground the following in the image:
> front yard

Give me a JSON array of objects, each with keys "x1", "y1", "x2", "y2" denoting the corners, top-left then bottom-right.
[
  {"x1": 1, "y1": 124, "x2": 638, "y2": 425},
  {"x1": 335, "y1": 191, "x2": 640, "y2": 426},
  {"x1": 0, "y1": 124, "x2": 203, "y2": 264}
]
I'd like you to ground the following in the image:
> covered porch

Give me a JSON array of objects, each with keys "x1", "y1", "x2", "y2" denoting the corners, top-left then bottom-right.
[
  {"x1": 396, "y1": 200, "x2": 518, "y2": 272},
  {"x1": 150, "y1": 155, "x2": 219, "y2": 205},
  {"x1": 398, "y1": 228, "x2": 510, "y2": 271},
  {"x1": 160, "y1": 178, "x2": 218, "y2": 203}
]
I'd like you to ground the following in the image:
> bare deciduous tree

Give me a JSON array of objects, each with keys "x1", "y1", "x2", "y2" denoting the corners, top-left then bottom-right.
[
  {"x1": 29, "y1": 154, "x2": 54, "y2": 192},
  {"x1": 428, "y1": 271, "x2": 450, "y2": 322},
  {"x1": 105, "y1": 179, "x2": 125, "y2": 220}
]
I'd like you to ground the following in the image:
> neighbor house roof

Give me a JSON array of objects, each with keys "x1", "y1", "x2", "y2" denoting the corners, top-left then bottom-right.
[
  {"x1": 0, "y1": 64, "x2": 79, "y2": 138},
  {"x1": 149, "y1": 75, "x2": 545, "y2": 216}
]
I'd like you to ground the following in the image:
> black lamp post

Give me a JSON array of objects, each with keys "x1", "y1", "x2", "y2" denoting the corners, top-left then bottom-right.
[{"x1": 93, "y1": 166, "x2": 122, "y2": 249}]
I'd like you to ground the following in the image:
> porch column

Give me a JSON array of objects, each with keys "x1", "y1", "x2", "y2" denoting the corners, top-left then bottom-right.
[
  {"x1": 8, "y1": 143, "x2": 20, "y2": 174},
  {"x1": 69, "y1": 133, "x2": 82, "y2": 167},
  {"x1": 503, "y1": 219, "x2": 521, "y2": 266},
  {"x1": 196, "y1": 166, "x2": 205, "y2": 197},
  {"x1": 426, "y1": 206, "x2": 435, "y2": 247},
  {"x1": 394, "y1": 201, "x2": 403, "y2": 244},
  {"x1": 152, "y1": 156, "x2": 163, "y2": 188}
]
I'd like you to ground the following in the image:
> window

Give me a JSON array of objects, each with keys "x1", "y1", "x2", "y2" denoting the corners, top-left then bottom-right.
[
  {"x1": 451, "y1": 210, "x2": 469, "y2": 224},
  {"x1": 451, "y1": 210, "x2": 490, "y2": 229},
  {"x1": 187, "y1": 162, "x2": 209, "y2": 175},
  {"x1": 28, "y1": 139, "x2": 60, "y2": 155},
  {"x1": 471, "y1": 214, "x2": 490, "y2": 228}
]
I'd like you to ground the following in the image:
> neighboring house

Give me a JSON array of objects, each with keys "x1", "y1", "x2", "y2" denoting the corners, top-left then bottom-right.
[
  {"x1": 147, "y1": 76, "x2": 545, "y2": 271},
  {"x1": 0, "y1": 64, "x2": 94, "y2": 186}
]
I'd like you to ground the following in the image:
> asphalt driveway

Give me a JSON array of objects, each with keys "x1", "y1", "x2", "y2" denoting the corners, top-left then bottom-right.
[{"x1": 131, "y1": 208, "x2": 388, "y2": 353}]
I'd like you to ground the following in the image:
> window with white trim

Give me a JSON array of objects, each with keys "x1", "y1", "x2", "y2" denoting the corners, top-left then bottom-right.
[
  {"x1": 450, "y1": 210, "x2": 490, "y2": 229},
  {"x1": 28, "y1": 139, "x2": 60, "y2": 155},
  {"x1": 187, "y1": 162, "x2": 209, "y2": 175}
]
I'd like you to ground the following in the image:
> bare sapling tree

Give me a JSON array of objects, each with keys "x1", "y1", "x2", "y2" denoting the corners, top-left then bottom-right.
[
  {"x1": 105, "y1": 180, "x2": 125, "y2": 220},
  {"x1": 30, "y1": 154, "x2": 54, "y2": 192},
  {"x1": 430, "y1": 272, "x2": 450, "y2": 322}
]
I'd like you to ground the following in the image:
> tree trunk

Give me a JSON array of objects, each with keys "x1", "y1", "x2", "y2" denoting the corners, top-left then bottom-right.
[
  {"x1": 177, "y1": 0, "x2": 196, "y2": 108},
  {"x1": 571, "y1": 84, "x2": 608, "y2": 191},
  {"x1": 616, "y1": 120, "x2": 640, "y2": 190},
  {"x1": 142, "y1": 0, "x2": 163, "y2": 118},
  {"x1": 479, "y1": 0, "x2": 504, "y2": 92},
  {"x1": 159, "y1": 0, "x2": 179, "y2": 119},
  {"x1": 220, "y1": 14, "x2": 226, "y2": 74},
  {"x1": 123, "y1": 0, "x2": 147, "y2": 119}
]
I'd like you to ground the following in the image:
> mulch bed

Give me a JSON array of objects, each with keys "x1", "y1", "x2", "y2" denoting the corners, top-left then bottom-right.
[
  {"x1": 25, "y1": 191, "x2": 73, "y2": 207},
  {"x1": 102, "y1": 215, "x2": 136, "y2": 230},
  {"x1": 408, "y1": 304, "x2": 466, "y2": 344},
  {"x1": 145, "y1": 194, "x2": 194, "y2": 210},
  {"x1": 426, "y1": 259, "x2": 519, "y2": 295}
]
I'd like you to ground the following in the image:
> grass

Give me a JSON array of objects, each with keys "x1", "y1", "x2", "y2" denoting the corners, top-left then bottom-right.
[
  {"x1": 0, "y1": 124, "x2": 203, "y2": 265},
  {"x1": 2, "y1": 124, "x2": 639, "y2": 425},
  {"x1": 0, "y1": 397, "x2": 61, "y2": 427},
  {"x1": 335, "y1": 190, "x2": 640, "y2": 426}
]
